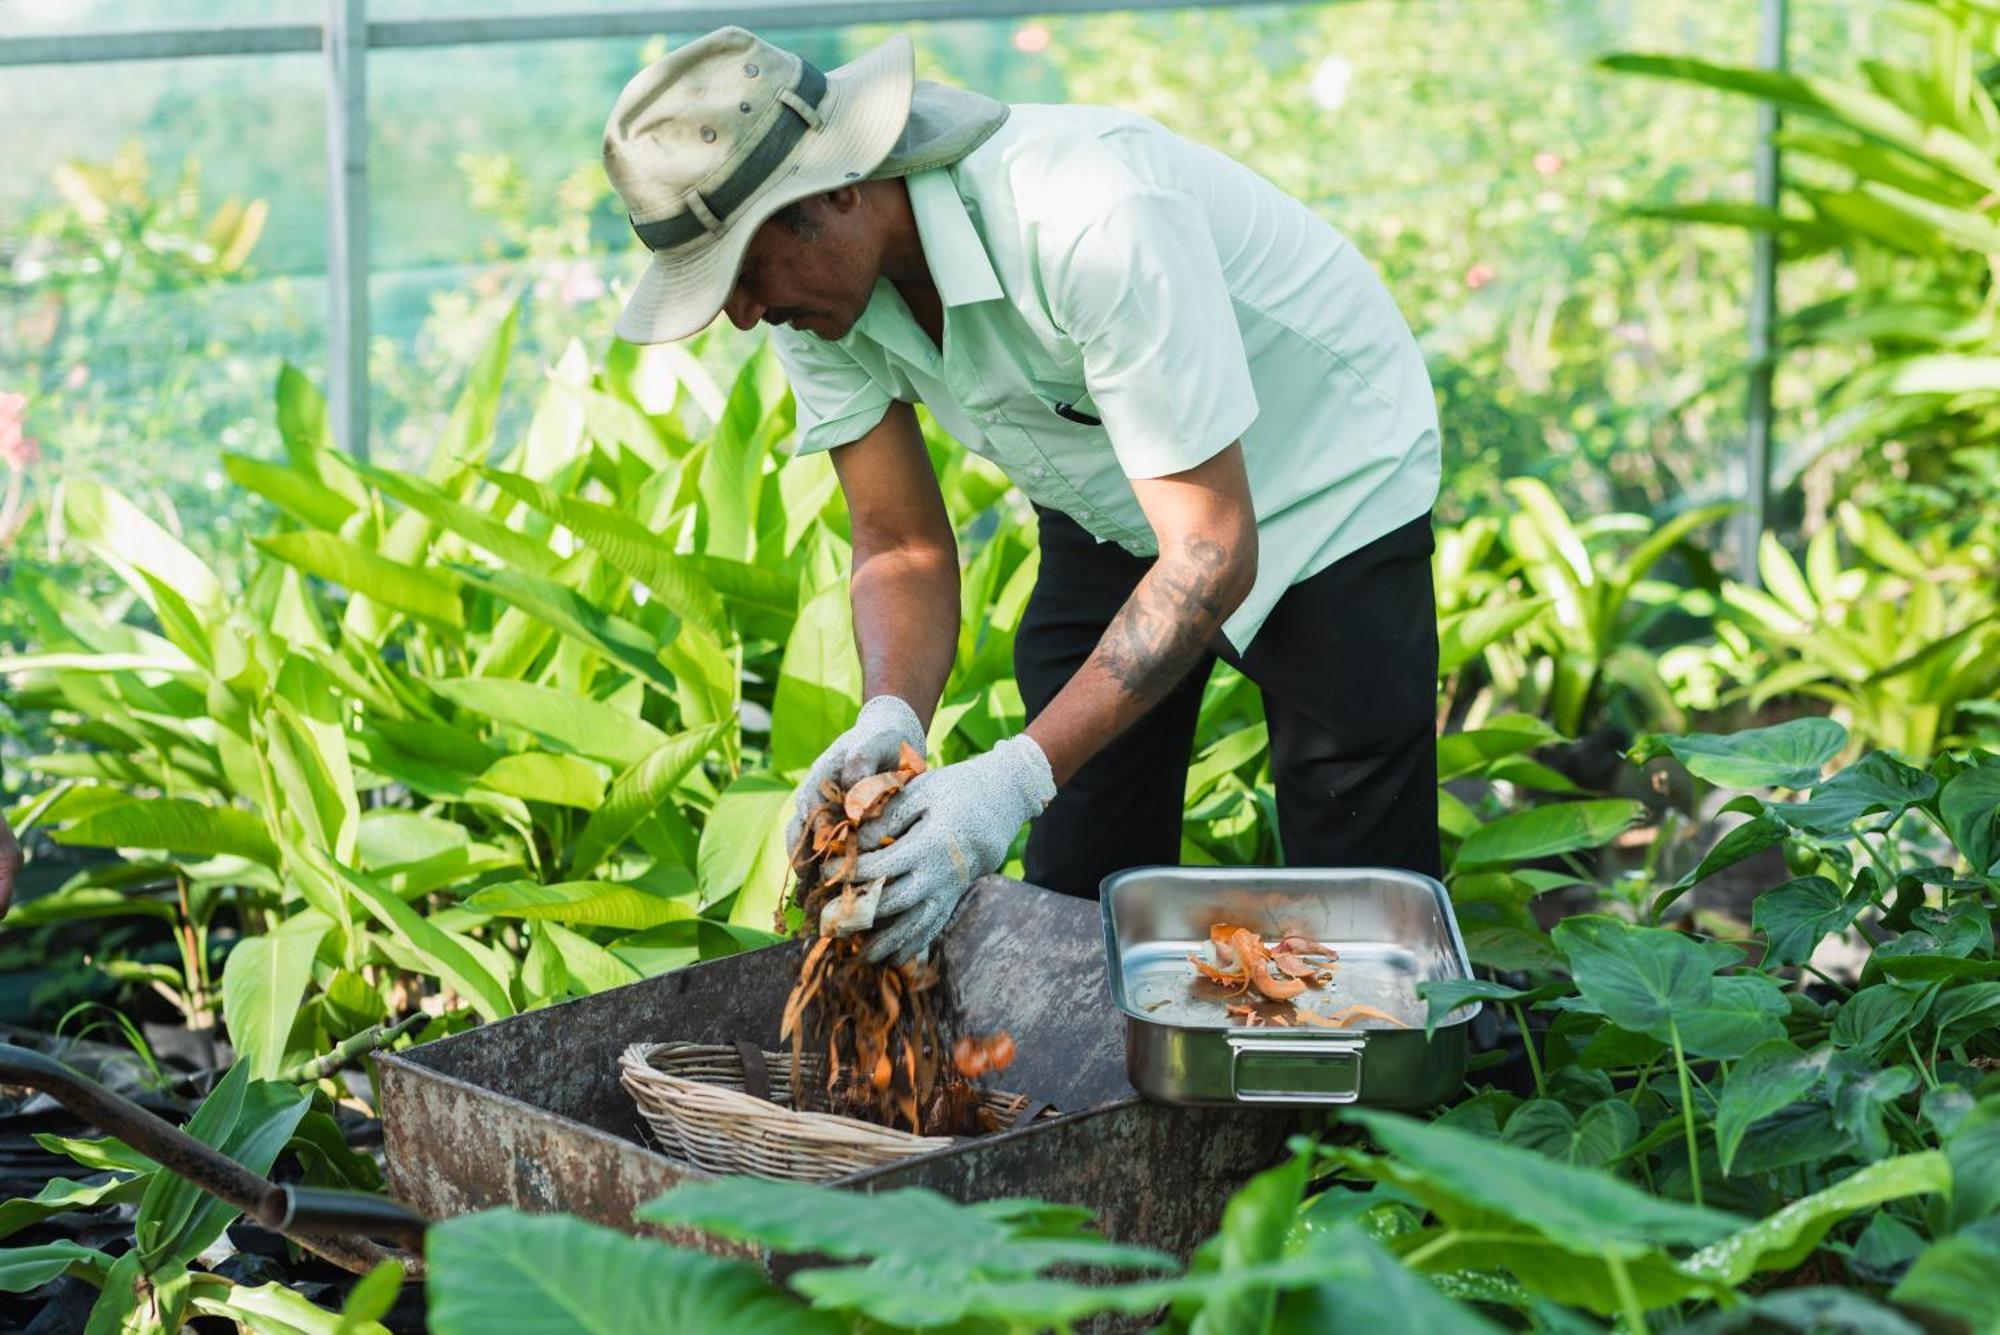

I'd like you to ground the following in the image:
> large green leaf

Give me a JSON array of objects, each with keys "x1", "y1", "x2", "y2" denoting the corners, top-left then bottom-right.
[
  {"x1": 191, "y1": 1279, "x2": 392, "y2": 1335},
  {"x1": 1454, "y1": 799, "x2": 1641, "y2": 866},
  {"x1": 0, "y1": 1240, "x2": 109, "y2": 1293},
  {"x1": 480, "y1": 470, "x2": 727, "y2": 636},
  {"x1": 1893, "y1": 1222, "x2": 2000, "y2": 1332},
  {"x1": 429, "y1": 303, "x2": 517, "y2": 482},
  {"x1": 453, "y1": 566, "x2": 678, "y2": 694},
  {"x1": 52, "y1": 796, "x2": 279, "y2": 868},
  {"x1": 1785, "y1": 752, "x2": 1939, "y2": 836},
  {"x1": 477, "y1": 752, "x2": 608, "y2": 809},
  {"x1": 1436, "y1": 597, "x2": 1551, "y2": 675},
  {"x1": 1940, "y1": 757, "x2": 2000, "y2": 876},
  {"x1": 1715, "y1": 1040, "x2": 1830, "y2": 1175},
  {"x1": 1500, "y1": 1099, "x2": 1639, "y2": 1168},
  {"x1": 62, "y1": 478, "x2": 223, "y2": 611},
  {"x1": 567, "y1": 723, "x2": 728, "y2": 879},
  {"x1": 222, "y1": 451, "x2": 361, "y2": 531},
  {"x1": 429, "y1": 677, "x2": 669, "y2": 770},
  {"x1": 1630, "y1": 718, "x2": 1848, "y2": 790},
  {"x1": 356, "y1": 459, "x2": 561, "y2": 576},
  {"x1": 1685, "y1": 1152, "x2": 1950, "y2": 1286},
  {"x1": 0, "y1": 1176, "x2": 147, "y2": 1243},
  {"x1": 324, "y1": 856, "x2": 514, "y2": 1022},
  {"x1": 1824, "y1": 1050, "x2": 1919, "y2": 1159},
  {"x1": 1188, "y1": 1151, "x2": 1310, "y2": 1334},
  {"x1": 1551, "y1": 915, "x2": 1712, "y2": 1040},
  {"x1": 134, "y1": 1062, "x2": 310, "y2": 1272},
  {"x1": 769, "y1": 584, "x2": 861, "y2": 774},
  {"x1": 1753, "y1": 875, "x2": 1867, "y2": 968},
  {"x1": 221, "y1": 910, "x2": 332, "y2": 1079},
  {"x1": 1656, "y1": 805, "x2": 1792, "y2": 915},
  {"x1": 697, "y1": 771, "x2": 793, "y2": 908},
  {"x1": 256, "y1": 532, "x2": 465, "y2": 628},
  {"x1": 1272, "y1": 1224, "x2": 1503, "y2": 1334},
  {"x1": 425, "y1": 1207, "x2": 842, "y2": 1335},
  {"x1": 1338, "y1": 1110, "x2": 1740, "y2": 1255},
  {"x1": 464, "y1": 880, "x2": 695, "y2": 931}
]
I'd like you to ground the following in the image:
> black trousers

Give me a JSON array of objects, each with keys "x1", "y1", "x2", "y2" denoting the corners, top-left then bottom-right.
[{"x1": 1015, "y1": 506, "x2": 1441, "y2": 899}]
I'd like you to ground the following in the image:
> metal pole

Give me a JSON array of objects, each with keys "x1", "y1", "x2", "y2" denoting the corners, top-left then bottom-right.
[
  {"x1": 326, "y1": 0, "x2": 370, "y2": 460},
  {"x1": 1736, "y1": 0, "x2": 1788, "y2": 585}
]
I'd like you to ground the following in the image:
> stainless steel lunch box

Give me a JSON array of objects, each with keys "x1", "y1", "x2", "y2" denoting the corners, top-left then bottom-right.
[{"x1": 1101, "y1": 866, "x2": 1482, "y2": 1108}]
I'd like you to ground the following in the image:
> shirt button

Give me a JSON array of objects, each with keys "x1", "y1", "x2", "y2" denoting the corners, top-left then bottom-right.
[
  {"x1": 1027, "y1": 465, "x2": 1045, "y2": 477},
  {"x1": 983, "y1": 412, "x2": 999, "y2": 424},
  {"x1": 1076, "y1": 508, "x2": 1093, "y2": 520}
]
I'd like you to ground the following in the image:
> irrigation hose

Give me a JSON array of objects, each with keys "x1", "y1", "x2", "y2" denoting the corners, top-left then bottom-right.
[{"x1": 0, "y1": 1042, "x2": 424, "y2": 1277}]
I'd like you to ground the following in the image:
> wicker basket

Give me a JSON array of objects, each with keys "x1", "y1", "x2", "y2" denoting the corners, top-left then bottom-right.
[{"x1": 619, "y1": 1040, "x2": 1047, "y2": 1183}]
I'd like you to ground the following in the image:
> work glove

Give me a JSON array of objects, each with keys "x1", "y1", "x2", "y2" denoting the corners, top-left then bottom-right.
[
  {"x1": 783, "y1": 695, "x2": 930, "y2": 860},
  {"x1": 849, "y1": 734, "x2": 1058, "y2": 964}
]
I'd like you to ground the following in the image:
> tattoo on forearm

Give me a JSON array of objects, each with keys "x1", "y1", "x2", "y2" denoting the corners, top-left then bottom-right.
[{"x1": 1088, "y1": 538, "x2": 1234, "y2": 706}]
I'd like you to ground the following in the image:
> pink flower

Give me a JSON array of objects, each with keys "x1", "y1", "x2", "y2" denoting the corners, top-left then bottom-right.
[
  {"x1": 0, "y1": 392, "x2": 37, "y2": 470},
  {"x1": 1013, "y1": 23, "x2": 1051, "y2": 54},
  {"x1": 1463, "y1": 263, "x2": 1496, "y2": 291},
  {"x1": 63, "y1": 363, "x2": 89, "y2": 390},
  {"x1": 1533, "y1": 151, "x2": 1563, "y2": 176}
]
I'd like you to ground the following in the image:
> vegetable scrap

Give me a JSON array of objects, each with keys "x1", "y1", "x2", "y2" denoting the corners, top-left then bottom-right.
[
  {"x1": 1190, "y1": 925, "x2": 1409, "y2": 1029},
  {"x1": 780, "y1": 743, "x2": 1018, "y2": 1136}
]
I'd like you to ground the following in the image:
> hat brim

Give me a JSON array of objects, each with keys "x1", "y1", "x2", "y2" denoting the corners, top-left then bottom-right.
[{"x1": 613, "y1": 34, "x2": 915, "y2": 345}]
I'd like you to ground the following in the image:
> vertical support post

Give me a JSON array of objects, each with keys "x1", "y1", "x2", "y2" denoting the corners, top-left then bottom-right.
[
  {"x1": 1736, "y1": 0, "x2": 1788, "y2": 584},
  {"x1": 326, "y1": 0, "x2": 370, "y2": 460}
]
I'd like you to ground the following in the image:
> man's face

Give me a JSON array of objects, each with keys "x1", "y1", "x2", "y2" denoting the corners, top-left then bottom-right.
[{"x1": 720, "y1": 190, "x2": 879, "y2": 342}]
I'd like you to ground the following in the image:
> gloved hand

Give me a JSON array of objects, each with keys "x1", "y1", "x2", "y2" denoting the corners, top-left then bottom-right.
[
  {"x1": 849, "y1": 734, "x2": 1057, "y2": 964},
  {"x1": 784, "y1": 695, "x2": 929, "y2": 859}
]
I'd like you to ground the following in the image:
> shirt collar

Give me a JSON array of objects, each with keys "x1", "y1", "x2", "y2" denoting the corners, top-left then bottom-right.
[{"x1": 905, "y1": 167, "x2": 1004, "y2": 307}]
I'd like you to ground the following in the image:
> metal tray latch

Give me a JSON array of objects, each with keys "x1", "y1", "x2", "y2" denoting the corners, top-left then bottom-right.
[{"x1": 1227, "y1": 1035, "x2": 1365, "y2": 1104}]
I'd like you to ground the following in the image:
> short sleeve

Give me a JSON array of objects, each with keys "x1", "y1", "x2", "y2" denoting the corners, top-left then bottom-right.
[
  {"x1": 1043, "y1": 187, "x2": 1259, "y2": 479},
  {"x1": 768, "y1": 324, "x2": 896, "y2": 457}
]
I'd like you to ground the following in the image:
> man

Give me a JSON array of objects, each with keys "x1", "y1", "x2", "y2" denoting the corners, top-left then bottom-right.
[{"x1": 602, "y1": 28, "x2": 1441, "y2": 964}]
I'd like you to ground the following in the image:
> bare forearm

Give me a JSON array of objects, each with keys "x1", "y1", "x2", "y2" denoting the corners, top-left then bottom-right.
[
  {"x1": 850, "y1": 544, "x2": 961, "y2": 729},
  {"x1": 1026, "y1": 536, "x2": 1254, "y2": 786}
]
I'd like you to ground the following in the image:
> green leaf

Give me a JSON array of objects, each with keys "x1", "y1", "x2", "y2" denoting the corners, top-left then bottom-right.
[
  {"x1": 1754, "y1": 875, "x2": 1867, "y2": 968},
  {"x1": 477, "y1": 752, "x2": 608, "y2": 810},
  {"x1": 0, "y1": 884, "x2": 180, "y2": 926},
  {"x1": 355, "y1": 459, "x2": 561, "y2": 576},
  {"x1": 1630, "y1": 718, "x2": 1847, "y2": 790},
  {"x1": 1190, "y1": 1151, "x2": 1310, "y2": 1334},
  {"x1": 1454, "y1": 799, "x2": 1642, "y2": 866},
  {"x1": 323, "y1": 855, "x2": 514, "y2": 1022},
  {"x1": 63, "y1": 477, "x2": 223, "y2": 610},
  {"x1": 256, "y1": 532, "x2": 465, "y2": 628},
  {"x1": 638, "y1": 1178, "x2": 1174, "y2": 1329},
  {"x1": 1940, "y1": 757, "x2": 2000, "y2": 875},
  {"x1": 429, "y1": 677, "x2": 670, "y2": 771},
  {"x1": 1715, "y1": 1041, "x2": 1830, "y2": 1176},
  {"x1": 135, "y1": 1063, "x2": 310, "y2": 1272},
  {"x1": 1931, "y1": 982, "x2": 2000, "y2": 1047},
  {"x1": 1831, "y1": 981, "x2": 1932, "y2": 1056},
  {"x1": 1824, "y1": 1050, "x2": 1919, "y2": 1159},
  {"x1": 1786, "y1": 752, "x2": 1939, "y2": 836},
  {"x1": 1551, "y1": 915, "x2": 1713, "y2": 1041},
  {"x1": 1413, "y1": 979, "x2": 1559, "y2": 1039},
  {"x1": 1893, "y1": 1223, "x2": 2000, "y2": 1332},
  {"x1": 568, "y1": 724, "x2": 727, "y2": 879},
  {"x1": 697, "y1": 771, "x2": 793, "y2": 909},
  {"x1": 1675, "y1": 973, "x2": 1789, "y2": 1059},
  {"x1": 464, "y1": 880, "x2": 695, "y2": 932},
  {"x1": 223, "y1": 451, "x2": 361, "y2": 531},
  {"x1": 222, "y1": 910, "x2": 333, "y2": 1079},
  {"x1": 1500, "y1": 1099, "x2": 1639, "y2": 1168},
  {"x1": 0, "y1": 1176, "x2": 147, "y2": 1243},
  {"x1": 544, "y1": 922, "x2": 644, "y2": 992},
  {"x1": 53, "y1": 795, "x2": 280, "y2": 868},
  {"x1": 1684, "y1": 1152, "x2": 1950, "y2": 1285},
  {"x1": 1658, "y1": 807, "x2": 1792, "y2": 915},
  {"x1": 453, "y1": 566, "x2": 678, "y2": 694},
  {"x1": 1276, "y1": 1226, "x2": 1505, "y2": 1331},
  {"x1": 1338, "y1": 1110, "x2": 1740, "y2": 1255},
  {"x1": 769, "y1": 585, "x2": 861, "y2": 774},
  {"x1": 192, "y1": 1278, "x2": 393, "y2": 1334},
  {"x1": 430, "y1": 303, "x2": 516, "y2": 481},
  {"x1": 0, "y1": 1240, "x2": 109, "y2": 1293},
  {"x1": 1436, "y1": 597, "x2": 1552, "y2": 675}
]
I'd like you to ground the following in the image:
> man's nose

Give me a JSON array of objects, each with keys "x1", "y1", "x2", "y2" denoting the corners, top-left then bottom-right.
[{"x1": 722, "y1": 285, "x2": 765, "y2": 331}]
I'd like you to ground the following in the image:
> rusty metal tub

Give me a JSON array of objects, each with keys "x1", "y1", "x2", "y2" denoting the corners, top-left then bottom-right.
[{"x1": 376, "y1": 876, "x2": 1299, "y2": 1263}]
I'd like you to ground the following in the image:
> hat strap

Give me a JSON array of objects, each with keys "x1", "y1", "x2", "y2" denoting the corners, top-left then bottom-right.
[{"x1": 629, "y1": 57, "x2": 829, "y2": 253}]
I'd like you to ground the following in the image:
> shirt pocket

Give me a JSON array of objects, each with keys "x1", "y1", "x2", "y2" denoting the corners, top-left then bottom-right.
[{"x1": 1026, "y1": 378, "x2": 1104, "y2": 429}]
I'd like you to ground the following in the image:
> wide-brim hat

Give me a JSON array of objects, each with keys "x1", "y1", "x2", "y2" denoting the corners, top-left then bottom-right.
[{"x1": 604, "y1": 28, "x2": 915, "y2": 345}]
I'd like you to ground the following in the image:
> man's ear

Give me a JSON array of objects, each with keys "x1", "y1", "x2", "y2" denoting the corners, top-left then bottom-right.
[{"x1": 823, "y1": 184, "x2": 863, "y2": 214}]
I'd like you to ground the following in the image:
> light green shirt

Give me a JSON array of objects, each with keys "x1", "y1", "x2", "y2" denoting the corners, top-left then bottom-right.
[{"x1": 770, "y1": 103, "x2": 1440, "y2": 651}]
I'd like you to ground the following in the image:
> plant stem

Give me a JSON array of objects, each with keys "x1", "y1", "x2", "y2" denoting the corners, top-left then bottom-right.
[
  {"x1": 1401, "y1": 1229, "x2": 1461, "y2": 1269},
  {"x1": 1669, "y1": 1019, "x2": 1704, "y2": 1209},
  {"x1": 1508, "y1": 1000, "x2": 1547, "y2": 1098},
  {"x1": 275, "y1": 1013, "x2": 427, "y2": 1085},
  {"x1": 1905, "y1": 1034, "x2": 1938, "y2": 1093},
  {"x1": 1603, "y1": 1246, "x2": 1650, "y2": 1335},
  {"x1": 1801, "y1": 962, "x2": 1854, "y2": 999}
]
